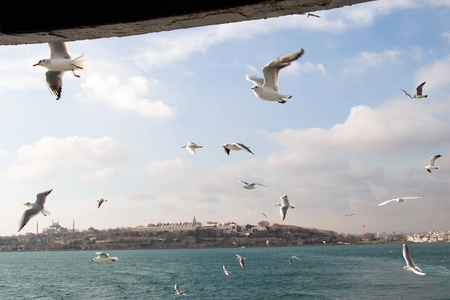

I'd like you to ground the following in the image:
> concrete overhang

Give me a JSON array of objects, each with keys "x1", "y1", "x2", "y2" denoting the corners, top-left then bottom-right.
[{"x1": 0, "y1": 0, "x2": 372, "y2": 45}]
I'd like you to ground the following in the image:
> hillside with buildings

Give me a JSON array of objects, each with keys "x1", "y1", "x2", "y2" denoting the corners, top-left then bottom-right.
[{"x1": 1, "y1": 217, "x2": 449, "y2": 252}]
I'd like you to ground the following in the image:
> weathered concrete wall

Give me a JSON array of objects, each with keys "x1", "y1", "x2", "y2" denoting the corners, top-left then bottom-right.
[{"x1": 0, "y1": 0, "x2": 372, "y2": 45}]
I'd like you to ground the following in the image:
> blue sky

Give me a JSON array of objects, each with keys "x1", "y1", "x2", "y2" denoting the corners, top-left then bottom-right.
[{"x1": 0, "y1": 0, "x2": 449, "y2": 236}]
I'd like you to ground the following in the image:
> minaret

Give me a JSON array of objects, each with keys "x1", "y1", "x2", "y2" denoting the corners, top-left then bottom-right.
[
  {"x1": 193, "y1": 216, "x2": 197, "y2": 227},
  {"x1": 36, "y1": 222, "x2": 38, "y2": 234},
  {"x1": 73, "y1": 220, "x2": 75, "y2": 232}
]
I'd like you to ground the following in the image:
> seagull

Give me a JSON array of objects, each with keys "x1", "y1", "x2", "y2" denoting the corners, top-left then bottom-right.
[
  {"x1": 424, "y1": 154, "x2": 442, "y2": 173},
  {"x1": 223, "y1": 264, "x2": 231, "y2": 275},
  {"x1": 344, "y1": 213, "x2": 356, "y2": 217},
  {"x1": 246, "y1": 49, "x2": 304, "y2": 103},
  {"x1": 289, "y1": 256, "x2": 301, "y2": 264},
  {"x1": 91, "y1": 252, "x2": 118, "y2": 262},
  {"x1": 401, "y1": 82, "x2": 428, "y2": 99},
  {"x1": 276, "y1": 195, "x2": 294, "y2": 220},
  {"x1": 378, "y1": 196, "x2": 424, "y2": 206},
  {"x1": 174, "y1": 284, "x2": 186, "y2": 296},
  {"x1": 402, "y1": 243, "x2": 426, "y2": 276},
  {"x1": 239, "y1": 181, "x2": 265, "y2": 189},
  {"x1": 33, "y1": 41, "x2": 88, "y2": 100},
  {"x1": 18, "y1": 189, "x2": 52, "y2": 232},
  {"x1": 261, "y1": 213, "x2": 267, "y2": 218},
  {"x1": 304, "y1": 12, "x2": 321, "y2": 18},
  {"x1": 97, "y1": 198, "x2": 107, "y2": 208},
  {"x1": 223, "y1": 143, "x2": 254, "y2": 155},
  {"x1": 182, "y1": 142, "x2": 203, "y2": 154},
  {"x1": 236, "y1": 254, "x2": 246, "y2": 268}
]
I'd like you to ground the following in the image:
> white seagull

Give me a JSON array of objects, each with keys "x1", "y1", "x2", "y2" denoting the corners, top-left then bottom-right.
[
  {"x1": 344, "y1": 213, "x2": 356, "y2": 217},
  {"x1": 289, "y1": 256, "x2": 301, "y2": 264},
  {"x1": 402, "y1": 243, "x2": 426, "y2": 276},
  {"x1": 182, "y1": 142, "x2": 203, "y2": 154},
  {"x1": 174, "y1": 284, "x2": 186, "y2": 296},
  {"x1": 378, "y1": 196, "x2": 424, "y2": 207},
  {"x1": 97, "y1": 198, "x2": 107, "y2": 209},
  {"x1": 424, "y1": 154, "x2": 442, "y2": 173},
  {"x1": 246, "y1": 49, "x2": 304, "y2": 103},
  {"x1": 239, "y1": 181, "x2": 265, "y2": 189},
  {"x1": 18, "y1": 189, "x2": 52, "y2": 232},
  {"x1": 304, "y1": 12, "x2": 321, "y2": 18},
  {"x1": 91, "y1": 252, "x2": 118, "y2": 262},
  {"x1": 33, "y1": 41, "x2": 88, "y2": 100},
  {"x1": 236, "y1": 254, "x2": 246, "y2": 269},
  {"x1": 223, "y1": 143, "x2": 254, "y2": 155},
  {"x1": 223, "y1": 264, "x2": 231, "y2": 275},
  {"x1": 401, "y1": 82, "x2": 428, "y2": 99},
  {"x1": 276, "y1": 195, "x2": 294, "y2": 220}
]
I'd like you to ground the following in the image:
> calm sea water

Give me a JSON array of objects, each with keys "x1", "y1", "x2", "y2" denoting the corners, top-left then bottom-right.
[{"x1": 0, "y1": 243, "x2": 448, "y2": 299}]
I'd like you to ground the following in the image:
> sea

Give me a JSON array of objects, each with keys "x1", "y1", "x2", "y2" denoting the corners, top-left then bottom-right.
[{"x1": 0, "y1": 243, "x2": 448, "y2": 299}]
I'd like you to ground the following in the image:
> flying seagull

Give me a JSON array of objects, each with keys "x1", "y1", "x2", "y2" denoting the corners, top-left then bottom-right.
[
  {"x1": 91, "y1": 252, "x2": 118, "y2": 262},
  {"x1": 402, "y1": 243, "x2": 426, "y2": 276},
  {"x1": 424, "y1": 154, "x2": 442, "y2": 173},
  {"x1": 261, "y1": 213, "x2": 267, "y2": 218},
  {"x1": 182, "y1": 142, "x2": 203, "y2": 154},
  {"x1": 378, "y1": 196, "x2": 424, "y2": 206},
  {"x1": 246, "y1": 49, "x2": 304, "y2": 103},
  {"x1": 97, "y1": 198, "x2": 107, "y2": 208},
  {"x1": 289, "y1": 256, "x2": 301, "y2": 264},
  {"x1": 344, "y1": 213, "x2": 356, "y2": 217},
  {"x1": 33, "y1": 42, "x2": 88, "y2": 100},
  {"x1": 223, "y1": 143, "x2": 254, "y2": 155},
  {"x1": 236, "y1": 254, "x2": 246, "y2": 268},
  {"x1": 239, "y1": 181, "x2": 265, "y2": 189},
  {"x1": 223, "y1": 264, "x2": 231, "y2": 276},
  {"x1": 174, "y1": 283, "x2": 186, "y2": 296},
  {"x1": 276, "y1": 195, "x2": 294, "y2": 220},
  {"x1": 18, "y1": 189, "x2": 52, "y2": 232},
  {"x1": 401, "y1": 82, "x2": 428, "y2": 99},
  {"x1": 304, "y1": 12, "x2": 321, "y2": 18}
]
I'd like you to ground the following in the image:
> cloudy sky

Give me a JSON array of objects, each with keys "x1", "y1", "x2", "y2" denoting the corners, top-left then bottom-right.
[{"x1": 0, "y1": 0, "x2": 449, "y2": 236}]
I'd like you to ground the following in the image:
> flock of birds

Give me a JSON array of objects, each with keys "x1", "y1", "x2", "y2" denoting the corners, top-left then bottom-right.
[{"x1": 18, "y1": 12, "x2": 436, "y2": 297}]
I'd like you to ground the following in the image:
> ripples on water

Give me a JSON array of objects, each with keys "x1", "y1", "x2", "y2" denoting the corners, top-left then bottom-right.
[{"x1": 0, "y1": 243, "x2": 448, "y2": 299}]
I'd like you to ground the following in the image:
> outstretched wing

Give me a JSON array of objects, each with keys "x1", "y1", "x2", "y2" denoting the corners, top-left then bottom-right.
[
  {"x1": 235, "y1": 143, "x2": 254, "y2": 155},
  {"x1": 35, "y1": 189, "x2": 52, "y2": 207},
  {"x1": 245, "y1": 74, "x2": 264, "y2": 86},
  {"x1": 416, "y1": 82, "x2": 426, "y2": 96},
  {"x1": 18, "y1": 208, "x2": 40, "y2": 232},
  {"x1": 49, "y1": 42, "x2": 71, "y2": 59},
  {"x1": 262, "y1": 49, "x2": 304, "y2": 91}
]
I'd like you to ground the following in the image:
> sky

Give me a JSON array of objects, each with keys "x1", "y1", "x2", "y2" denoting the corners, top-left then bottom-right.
[{"x1": 0, "y1": 0, "x2": 449, "y2": 237}]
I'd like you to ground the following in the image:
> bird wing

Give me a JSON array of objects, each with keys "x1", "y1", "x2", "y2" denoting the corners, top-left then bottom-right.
[
  {"x1": 416, "y1": 82, "x2": 426, "y2": 95},
  {"x1": 429, "y1": 154, "x2": 442, "y2": 166},
  {"x1": 245, "y1": 74, "x2": 264, "y2": 86},
  {"x1": 49, "y1": 42, "x2": 71, "y2": 59},
  {"x1": 18, "y1": 208, "x2": 40, "y2": 231},
  {"x1": 235, "y1": 143, "x2": 254, "y2": 155},
  {"x1": 240, "y1": 181, "x2": 249, "y2": 186},
  {"x1": 401, "y1": 196, "x2": 424, "y2": 200},
  {"x1": 307, "y1": 13, "x2": 321, "y2": 18},
  {"x1": 401, "y1": 89, "x2": 412, "y2": 98},
  {"x1": 35, "y1": 189, "x2": 52, "y2": 207},
  {"x1": 262, "y1": 49, "x2": 304, "y2": 91},
  {"x1": 378, "y1": 199, "x2": 397, "y2": 206},
  {"x1": 96, "y1": 252, "x2": 109, "y2": 258},
  {"x1": 46, "y1": 71, "x2": 64, "y2": 100},
  {"x1": 223, "y1": 146, "x2": 230, "y2": 155},
  {"x1": 403, "y1": 244, "x2": 415, "y2": 268},
  {"x1": 280, "y1": 195, "x2": 289, "y2": 205},
  {"x1": 186, "y1": 146, "x2": 196, "y2": 154},
  {"x1": 280, "y1": 206, "x2": 288, "y2": 220}
]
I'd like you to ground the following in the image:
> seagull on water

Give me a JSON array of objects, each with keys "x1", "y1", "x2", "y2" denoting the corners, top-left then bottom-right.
[
  {"x1": 223, "y1": 264, "x2": 231, "y2": 275},
  {"x1": 33, "y1": 42, "x2": 88, "y2": 100},
  {"x1": 97, "y1": 198, "x2": 107, "y2": 208},
  {"x1": 424, "y1": 154, "x2": 442, "y2": 173},
  {"x1": 378, "y1": 196, "x2": 424, "y2": 206},
  {"x1": 276, "y1": 195, "x2": 294, "y2": 220},
  {"x1": 174, "y1": 283, "x2": 186, "y2": 296},
  {"x1": 91, "y1": 252, "x2": 118, "y2": 262},
  {"x1": 236, "y1": 254, "x2": 246, "y2": 268},
  {"x1": 401, "y1": 82, "x2": 428, "y2": 99},
  {"x1": 246, "y1": 49, "x2": 304, "y2": 103},
  {"x1": 223, "y1": 143, "x2": 254, "y2": 155},
  {"x1": 239, "y1": 181, "x2": 265, "y2": 189},
  {"x1": 289, "y1": 256, "x2": 301, "y2": 264},
  {"x1": 402, "y1": 243, "x2": 425, "y2": 276},
  {"x1": 18, "y1": 189, "x2": 52, "y2": 232},
  {"x1": 182, "y1": 142, "x2": 203, "y2": 154}
]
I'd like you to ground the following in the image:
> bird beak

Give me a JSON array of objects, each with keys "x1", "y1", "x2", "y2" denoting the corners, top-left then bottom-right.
[
  {"x1": 33, "y1": 63, "x2": 39, "y2": 67},
  {"x1": 251, "y1": 86, "x2": 255, "y2": 90}
]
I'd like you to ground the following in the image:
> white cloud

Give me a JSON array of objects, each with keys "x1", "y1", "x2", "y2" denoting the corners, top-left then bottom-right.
[
  {"x1": 416, "y1": 54, "x2": 450, "y2": 91},
  {"x1": 78, "y1": 168, "x2": 118, "y2": 182},
  {"x1": 7, "y1": 136, "x2": 129, "y2": 182},
  {"x1": 142, "y1": 156, "x2": 199, "y2": 177},
  {"x1": 80, "y1": 74, "x2": 177, "y2": 119},
  {"x1": 343, "y1": 50, "x2": 401, "y2": 75}
]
